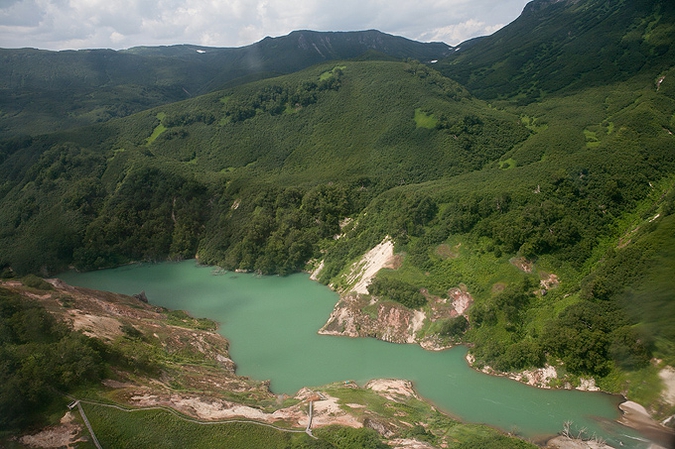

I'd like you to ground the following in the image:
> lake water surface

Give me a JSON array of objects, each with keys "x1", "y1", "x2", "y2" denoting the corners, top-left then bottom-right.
[{"x1": 59, "y1": 260, "x2": 650, "y2": 447}]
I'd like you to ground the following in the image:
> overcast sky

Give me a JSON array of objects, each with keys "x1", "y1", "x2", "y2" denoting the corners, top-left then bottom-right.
[{"x1": 0, "y1": 0, "x2": 531, "y2": 51}]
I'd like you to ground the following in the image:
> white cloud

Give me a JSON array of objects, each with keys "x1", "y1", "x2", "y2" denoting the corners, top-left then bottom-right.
[
  {"x1": 109, "y1": 30, "x2": 124, "y2": 43},
  {"x1": 0, "y1": 0, "x2": 43, "y2": 27},
  {"x1": 420, "y1": 19, "x2": 506, "y2": 46},
  {"x1": 0, "y1": 0, "x2": 531, "y2": 50}
]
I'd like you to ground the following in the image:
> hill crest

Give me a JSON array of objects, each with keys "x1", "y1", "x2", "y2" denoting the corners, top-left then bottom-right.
[{"x1": 0, "y1": 30, "x2": 451, "y2": 137}]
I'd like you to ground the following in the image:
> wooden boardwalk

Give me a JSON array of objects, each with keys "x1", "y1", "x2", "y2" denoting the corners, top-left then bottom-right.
[
  {"x1": 306, "y1": 401, "x2": 314, "y2": 436},
  {"x1": 75, "y1": 401, "x2": 103, "y2": 449}
]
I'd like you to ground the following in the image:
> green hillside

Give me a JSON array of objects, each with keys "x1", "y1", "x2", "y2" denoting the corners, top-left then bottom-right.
[
  {"x1": 0, "y1": 30, "x2": 451, "y2": 137},
  {"x1": 0, "y1": 59, "x2": 529, "y2": 275},
  {"x1": 437, "y1": 0, "x2": 675, "y2": 103},
  {"x1": 1, "y1": 0, "x2": 675, "y2": 430}
]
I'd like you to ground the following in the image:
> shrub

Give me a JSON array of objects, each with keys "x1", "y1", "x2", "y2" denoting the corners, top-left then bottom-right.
[
  {"x1": 21, "y1": 274, "x2": 52, "y2": 290},
  {"x1": 367, "y1": 277, "x2": 426, "y2": 309}
]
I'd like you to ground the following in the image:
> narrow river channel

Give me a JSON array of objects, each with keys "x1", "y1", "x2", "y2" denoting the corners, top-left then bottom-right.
[{"x1": 59, "y1": 260, "x2": 651, "y2": 448}]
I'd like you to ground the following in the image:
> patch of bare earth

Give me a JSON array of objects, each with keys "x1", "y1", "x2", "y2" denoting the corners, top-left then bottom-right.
[
  {"x1": 130, "y1": 393, "x2": 272, "y2": 420},
  {"x1": 309, "y1": 259, "x2": 325, "y2": 281},
  {"x1": 388, "y1": 438, "x2": 436, "y2": 449},
  {"x1": 659, "y1": 366, "x2": 675, "y2": 406},
  {"x1": 70, "y1": 312, "x2": 122, "y2": 340},
  {"x1": 345, "y1": 237, "x2": 395, "y2": 295},
  {"x1": 510, "y1": 256, "x2": 534, "y2": 273},
  {"x1": 307, "y1": 395, "x2": 362, "y2": 429},
  {"x1": 492, "y1": 282, "x2": 506, "y2": 293},
  {"x1": 434, "y1": 243, "x2": 459, "y2": 259},
  {"x1": 365, "y1": 379, "x2": 418, "y2": 401},
  {"x1": 618, "y1": 401, "x2": 675, "y2": 449},
  {"x1": 19, "y1": 412, "x2": 84, "y2": 449},
  {"x1": 540, "y1": 273, "x2": 560, "y2": 290},
  {"x1": 125, "y1": 388, "x2": 362, "y2": 429},
  {"x1": 319, "y1": 238, "x2": 476, "y2": 349},
  {"x1": 449, "y1": 286, "x2": 472, "y2": 316}
]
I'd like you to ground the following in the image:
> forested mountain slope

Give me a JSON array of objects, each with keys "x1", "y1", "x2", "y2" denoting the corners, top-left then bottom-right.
[
  {"x1": 436, "y1": 0, "x2": 675, "y2": 102},
  {"x1": 1, "y1": 0, "x2": 675, "y2": 433},
  {"x1": 0, "y1": 60, "x2": 526, "y2": 274},
  {"x1": 0, "y1": 30, "x2": 451, "y2": 137}
]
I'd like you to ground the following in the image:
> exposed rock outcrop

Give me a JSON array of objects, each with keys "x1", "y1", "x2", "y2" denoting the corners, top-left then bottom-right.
[
  {"x1": 133, "y1": 290, "x2": 149, "y2": 303},
  {"x1": 618, "y1": 401, "x2": 675, "y2": 449},
  {"x1": 319, "y1": 293, "x2": 422, "y2": 344},
  {"x1": 319, "y1": 238, "x2": 473, "y2": 349},
  {"x1": 344, "y1": 237, "x2": 395, "y2": 295}
]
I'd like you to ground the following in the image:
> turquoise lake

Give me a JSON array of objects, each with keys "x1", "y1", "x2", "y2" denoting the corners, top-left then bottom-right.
[{"x1": 59, "y1": 260, "x2": 650, "y2": 447}]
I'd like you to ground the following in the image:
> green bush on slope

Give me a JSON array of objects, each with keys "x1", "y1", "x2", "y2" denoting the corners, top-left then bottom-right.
[{"x1": 0, "y1": 288, "x2": 104, "y2": 430}]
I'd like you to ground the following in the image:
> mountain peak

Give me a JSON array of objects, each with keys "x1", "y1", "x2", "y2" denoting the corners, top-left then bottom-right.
[
  {"x1": 522, "y1": 0, "x2": 580, "y2": 15},
  {"x1": 437, "y1": 0, "x2": 675, "y2": 101}
]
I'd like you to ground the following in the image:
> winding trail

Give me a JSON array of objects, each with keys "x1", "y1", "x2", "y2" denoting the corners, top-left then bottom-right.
[{"x1": 70, "y1": 397, "x2": 320, "y2": 445}]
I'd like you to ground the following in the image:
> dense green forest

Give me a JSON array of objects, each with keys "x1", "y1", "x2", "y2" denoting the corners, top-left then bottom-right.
[
  {"x1": 0, "y1": 30, "x2": 450, "y2": 138},
  {"x1": 1, "y1": 0, "x2": 675, "y2": 433},
  {"x1": 0, "y1": 284, "x2": 103, "y2": 429}
]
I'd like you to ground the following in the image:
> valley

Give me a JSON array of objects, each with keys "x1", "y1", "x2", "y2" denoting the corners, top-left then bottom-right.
[
  {"x1": 0, "y1": 273, "x2": 541, "y2": 449},
  {"x1": 1, "y1": 0, "x2": 675, "y2": 447},
  {"x1": 57, "y1": 258, "x2": 673, "y2": 448}
]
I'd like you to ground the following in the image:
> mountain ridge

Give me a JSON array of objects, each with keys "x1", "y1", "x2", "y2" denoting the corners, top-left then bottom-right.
[
  {"x1": 438, "y1": 0, "x2": 675, "y2": 101},
  {"x1": 0, "y1": 30, "x2": 451, "y2": 137}
]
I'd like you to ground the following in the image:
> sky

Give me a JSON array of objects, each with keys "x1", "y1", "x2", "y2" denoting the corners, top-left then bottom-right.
[{"x1": 0, "y1": 0, "x2": 531, "y2": 51}]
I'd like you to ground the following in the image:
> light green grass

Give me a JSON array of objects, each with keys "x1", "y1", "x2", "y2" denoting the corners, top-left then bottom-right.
[
  {"x1": 82, "y1": 402, "x2": 312, "y2": 449},
  {"x1": 319, "y1": 65, "x2": 346, "y2": 81},
  {"x1": 414, "y1": 108, "x2": 438, "y2": 129},
  {"x1": 605, "y1": 121, "x2": 615, "y2": 134},
  {"x1": 283, "y1": 102, "x2": 300, "y2": 114},
  {"x1": 499, "y1": 158, "x2": 517, "y2": 169},
  {"x1": 583, "y1": 129, "x2": 600, "y2": 148},
  {"x1": 598, "y1": 364, "x2": 663, "y2": 409},
  {"x1": 520, "y1": 115, "x2": 548, "y2": 133},
  {"x1": 145, "y1": 112, "x2": 167, "y2": 145}
]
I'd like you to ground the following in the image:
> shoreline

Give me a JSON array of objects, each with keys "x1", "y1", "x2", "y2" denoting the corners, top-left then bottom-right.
[
  {"x1": 54, "y1": 260, "x2": 675, "y2": 447},
  {"x1": 618, "y1": 401, "x2": 675, "y2": 449},
  {"x1": 304, "y1": 251, "x2": 675, "y2": 448},
  {"x1": 313, "y1": 287, "x2": 674, "y2": 448}
]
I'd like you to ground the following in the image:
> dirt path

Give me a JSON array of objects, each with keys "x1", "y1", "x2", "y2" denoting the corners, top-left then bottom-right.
[{"x1": 78, "y1": 398, "x2": 308, "y2": 433}]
